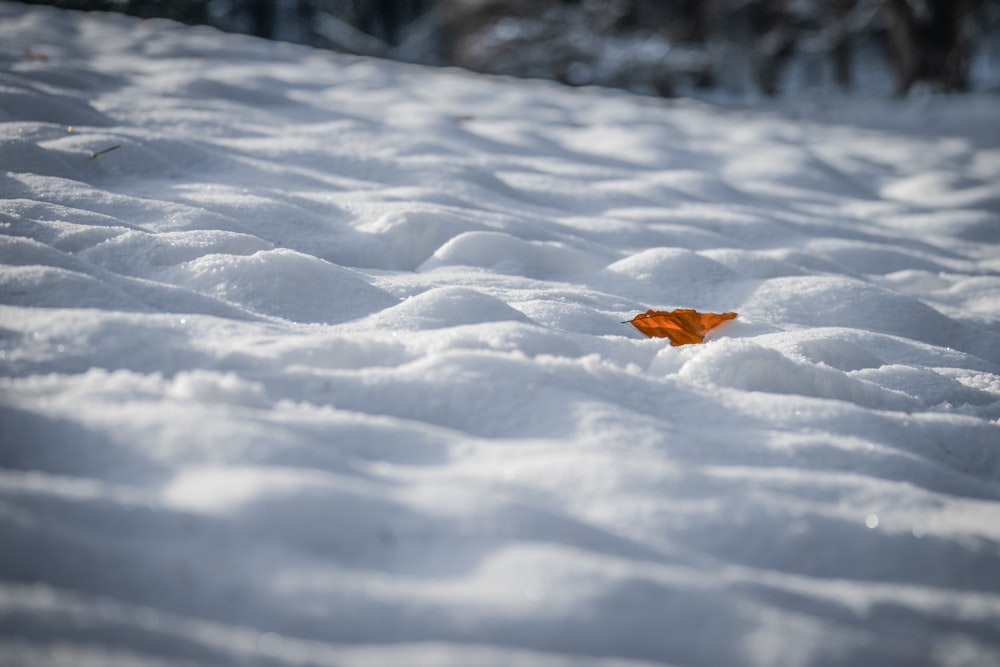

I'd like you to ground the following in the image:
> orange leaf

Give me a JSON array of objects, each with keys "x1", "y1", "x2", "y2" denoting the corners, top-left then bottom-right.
[{"x1": 625, "y1": 308, "x2": 737, "y2": 346}]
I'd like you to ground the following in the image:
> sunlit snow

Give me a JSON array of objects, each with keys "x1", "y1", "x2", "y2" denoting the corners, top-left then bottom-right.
[{"x1": 2, "y1": 3, "x2": 1000, "y2": 666}]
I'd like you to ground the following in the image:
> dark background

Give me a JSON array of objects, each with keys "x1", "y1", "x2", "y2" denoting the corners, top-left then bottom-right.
[{"x1": 15, "y1": 0, "x2": 1000, "y2": 97}]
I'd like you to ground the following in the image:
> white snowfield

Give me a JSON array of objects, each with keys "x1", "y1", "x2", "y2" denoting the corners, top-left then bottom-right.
[{"x1": 2, "y1": 3, "x2": 1000, "y2": 666}]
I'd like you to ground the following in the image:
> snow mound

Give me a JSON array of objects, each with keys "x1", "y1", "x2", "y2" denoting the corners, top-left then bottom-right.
[
  {"x1": 359, "y1": 286, "x2": 531, "y2": 330},
  {"x1": 421, "y1": 230, "x2": 609, "y2": 277},
  {"x1": 161, "y1": 248, "x2": 398, "y2": 324}
]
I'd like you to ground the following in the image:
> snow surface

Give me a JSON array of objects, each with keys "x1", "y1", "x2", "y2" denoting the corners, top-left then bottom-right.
[{"x1": 2, "y1": 3, "x2": 1000, "y2": 666}]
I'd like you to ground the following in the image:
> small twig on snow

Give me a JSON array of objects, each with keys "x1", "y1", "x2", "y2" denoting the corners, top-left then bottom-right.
[{"x1": 90, "y1": 145, "x2": 121, "y2": 159}]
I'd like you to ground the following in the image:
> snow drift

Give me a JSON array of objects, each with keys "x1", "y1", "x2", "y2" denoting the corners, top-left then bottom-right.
[{"x1": 1, "y1": 3, "x2": 1000, "y2": 666}]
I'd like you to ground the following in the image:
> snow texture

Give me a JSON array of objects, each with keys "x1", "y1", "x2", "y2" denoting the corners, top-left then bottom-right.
[{"x1": 2, "y1": 3, "x2": 1000, "y2": 666}]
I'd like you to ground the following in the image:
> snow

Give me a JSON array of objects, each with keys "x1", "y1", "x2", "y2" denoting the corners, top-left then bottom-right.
[{"x1": 2, "y1": 3, "x2": 1000, "y2": 666}]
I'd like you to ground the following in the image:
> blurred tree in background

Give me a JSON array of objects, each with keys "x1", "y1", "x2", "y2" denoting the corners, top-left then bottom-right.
[{"x1": 15, "y1": 0, "x2": 1000, "y2": 96}]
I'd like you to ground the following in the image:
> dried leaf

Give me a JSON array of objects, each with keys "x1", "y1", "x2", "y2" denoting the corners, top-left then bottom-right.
[
  {"x1": 22, "y1": 49, "x2": 48, "y2": 62},
  {"x1": 625, "y1": 308, "x2": 737, "y2": 346}
]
